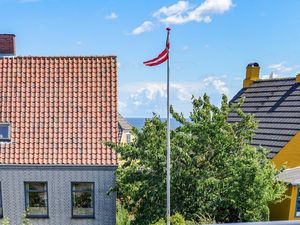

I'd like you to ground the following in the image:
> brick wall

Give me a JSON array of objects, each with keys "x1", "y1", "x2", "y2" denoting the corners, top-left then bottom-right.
[{"x1": 0, "y1": 34, "x2": 16, "y2": 55}]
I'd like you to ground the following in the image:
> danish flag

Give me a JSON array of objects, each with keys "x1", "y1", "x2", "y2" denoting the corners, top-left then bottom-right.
[{"x1": 143, "y1": 28, "x2": 170, "y2": 67}]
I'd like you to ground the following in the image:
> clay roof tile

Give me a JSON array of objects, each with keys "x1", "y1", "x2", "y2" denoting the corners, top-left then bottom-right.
[{"x1": 0, "y1": 56, "x2": 117, "y2": 165}]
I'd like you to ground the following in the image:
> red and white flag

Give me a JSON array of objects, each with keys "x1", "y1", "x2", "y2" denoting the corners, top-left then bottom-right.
[{"x1": 143, "y1": 28, "x2": 170, "y2": 67}]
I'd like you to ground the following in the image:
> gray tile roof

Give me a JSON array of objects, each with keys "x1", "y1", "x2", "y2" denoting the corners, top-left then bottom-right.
[
  {"x1": 278, "y1": 167, "x2": 300, "y2": 185},
  {"x1": 229, "y1": 77, "x2": 300, "y2": 158},
  {"x1": 118, "y1": 113, "x2": 133, "y2": 131}
]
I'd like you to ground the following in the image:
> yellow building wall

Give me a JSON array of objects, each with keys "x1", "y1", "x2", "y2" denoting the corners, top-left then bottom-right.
[
  {"x1": 288, "y1": 186, "x2": 300, "y2": 220},
  {"x1": 272, "y1": 131, "x2": 300, "y2": 169},
  {"x1": 120, "y1": 130, "x2": 134, "y2": 144},
  {"x1": 269, "y1": 131, "x2": 300, "y2": 220}
]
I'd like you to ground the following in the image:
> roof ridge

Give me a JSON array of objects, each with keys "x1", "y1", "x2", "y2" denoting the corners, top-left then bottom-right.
[
  {"x1": 284, "y1": 166, "x2": 300, "y2": 171},
  {"x1": 0, "y1": 55, "x2": 117, "y2": 59},
  {"x1": 254, "y1": 77, "x2": 295, "y2": 82}
]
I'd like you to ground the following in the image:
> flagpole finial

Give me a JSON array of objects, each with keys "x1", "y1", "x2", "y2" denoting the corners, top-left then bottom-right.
[{"x1": 166, "y1": 27, "x2": 171, "y2": 31}]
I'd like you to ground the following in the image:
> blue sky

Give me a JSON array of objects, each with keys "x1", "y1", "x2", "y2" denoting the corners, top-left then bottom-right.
[{"x1": 1, "y1": 0, "x2": 300, "y2": 117}]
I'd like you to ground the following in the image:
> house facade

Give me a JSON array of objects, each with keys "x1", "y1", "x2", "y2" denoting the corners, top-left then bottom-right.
[
  {"x1": 0, "y1": 34, "x2": 118, "y2": 224},
  {"x1": 118, "y1": 113, "x2": 133, "y2": 144},
  {"x1": 229, "y1": 63, "x2": 300, "y2": 220}
]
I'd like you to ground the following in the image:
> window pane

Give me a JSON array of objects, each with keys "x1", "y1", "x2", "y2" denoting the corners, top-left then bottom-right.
[
  {"x1": 72, "y1": 183, "x2": 94, "y2": 217},
  {"x1": 73, "y1": 207, "x2": 94, "y2": 216},
  {"x1": 25, "y1": 182, "x2": 48, "y2": 217},
  {"x1": 26, "y1": 182, "x2": 46, "y2": 191},
  {"x1": 73, "y1": 183, "x2": 93, "y2": 191},
  {"x1": 0, "y1": 125, "x2": 9, "y2": 139},
  {"x1": 27, "y1": 192, "x2": 47, "y2": 215},
  {"x1": 73, "y1": 192, "x2": 92, "y2": 208}
]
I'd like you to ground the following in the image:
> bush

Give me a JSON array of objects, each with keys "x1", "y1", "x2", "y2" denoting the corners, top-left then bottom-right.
[
  {"x1": 195, "y1": 213, "x2": 216, "y2": 224},
  {"x1": 2, "y1": 217, "x2": 10, "y2": 225},
  {"x1": 20, "y1": 211, "x2": 32, "y2": 225},
  {"x1": 1, "y1": 212, "x2": 33, "y2": 225},
  {"x1": 151, "y1": 213, "x2": 195, "y2": 225},
  {"x1": 117, "y1": 202, "x2": 131, "y2": 225}
]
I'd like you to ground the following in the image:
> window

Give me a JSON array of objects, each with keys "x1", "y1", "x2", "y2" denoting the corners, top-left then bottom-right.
[
  {"x1": 126, "y1": 133, "x2": 131, "y2": 143},
  {"x1": 0, "y1": 124, "x2": 10, "y2": 142},
  {"x1": 24, "y1": 182, "x2": 49, "y2": 218},
  {"x1": 0, "y1": 183, "x2": 3, "y2": 218},
  {"x1": 71, "y1": 182, "x2": 94, "y2": 218},
  {"x1": 296, "y1": 188, "x2": 300, "y2": 217}
]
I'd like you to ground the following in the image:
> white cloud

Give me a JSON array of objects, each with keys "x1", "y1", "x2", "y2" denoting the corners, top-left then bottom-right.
[
  {"x1": 131, "y1": 21, "x2": 154, "y2": 35},
  {"x1": 130, "y1": 83, "x2": 167, "y2": 100},
  {"x1": 119, "y1": 76, "x2": 229, "y2": 116},
  {"x1": 171, "y1": 83, "x2": 192, "y2": 100},
  {"x1": 128, "y1": 0, "x2": 233, "y2": 35},
  {"x1": 203, "y1": 76, "x2": 229, "y2": 95},
  {"x1": 122, "y1": 77, "x2": 229, "y2": 102},
  {"x1": 268, "y1": 62, "x2": 293, "y2": 73},
  {"x1": 261, "y1": 72, "x2": 281, "y2": 79},
  {"x1": 154, "y1": 0, "x2": 234, "y2": 25},
  {"x1": 105, "y1": 12, "x2": 118, "y2": 20},
  {"x1": 153, "y1": 1, "x2": 190, "y2": 18}
]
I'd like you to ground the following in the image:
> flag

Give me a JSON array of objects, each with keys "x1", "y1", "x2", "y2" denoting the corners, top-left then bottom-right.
[{"x1": 143, "y1": 28, "x2": 170, "y2": 67}]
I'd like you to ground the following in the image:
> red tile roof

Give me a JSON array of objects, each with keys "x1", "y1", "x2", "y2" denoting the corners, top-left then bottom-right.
[{"x1": 0, "y1": 56, "x2": 118, "y2": 165}]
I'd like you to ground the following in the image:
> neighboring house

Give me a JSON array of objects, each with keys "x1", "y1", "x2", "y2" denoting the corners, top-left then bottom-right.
[
  {"x1": 229, "y1": 63, "x2": 300, "y2": 221},
  {"x1": 277, "y1": 167, "x2": 300, "y2": 220},
  {"x1": 0, "y1": 34, "x2": 118, "y2": 225},
  {"x1": 118, "y1": 113, "x2": 133, "y2": 144}
]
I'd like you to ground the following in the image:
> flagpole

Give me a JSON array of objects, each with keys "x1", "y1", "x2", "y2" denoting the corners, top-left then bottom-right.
[
  {"x1": 143, "y1": 27, "x2": 171, "y2": 224},
  {"x1": 166, "y1": 27, "x2": 171, "y2": 225}
]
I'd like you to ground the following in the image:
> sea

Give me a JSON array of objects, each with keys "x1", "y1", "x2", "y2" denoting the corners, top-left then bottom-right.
[{"x1": 126, "y1": 118, "x2": 182, "y2": 130}]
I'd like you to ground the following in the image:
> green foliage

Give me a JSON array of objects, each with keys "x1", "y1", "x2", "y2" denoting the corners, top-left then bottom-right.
[
  {"x1": 1, "y1": 212, "x2": 33, "y2": 225},
  {"x1": 21, "y1": 211, "x2": 32, "y2": 225},
  {"x1": 109, "y1": 94, "x2": 286, "y2": 224},
  {"x1": 170, "y1": 213, "x2": 186, "y2": 225},
  {"x1": 194, "y1": 213, "x2": 216, "y2": 224},
  {"x1": 151, "y1": 218, "x2": 165, "y2": 225},
  {"x1": 151, "y1": 213, "x2": 193, "y2": 225},
  {"x1": 117, "y1": 201, "x2": 131, "y2": 225},
  {"x1": 2, "y1": 217, "x2": 10, "y2": 225}
]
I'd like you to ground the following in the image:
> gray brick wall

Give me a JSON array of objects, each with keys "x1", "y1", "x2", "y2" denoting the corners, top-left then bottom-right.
[{"x1": 0, "y1": 165, "x2": 117, "y2": 225}]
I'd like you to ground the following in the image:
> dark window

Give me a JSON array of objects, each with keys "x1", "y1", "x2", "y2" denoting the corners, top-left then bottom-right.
[
  {"x1": 24, "y1": 182, "x2": 49, "y2": 218},
  {"x1": 0, "y1": 183, "x2": 3, "y2": 218},
  {"x1": 0, "y1": 124, "x2": 10, "y2": 142},
  {"x1": 71, "y1": 182, "x2": 94, "y2": 218}
]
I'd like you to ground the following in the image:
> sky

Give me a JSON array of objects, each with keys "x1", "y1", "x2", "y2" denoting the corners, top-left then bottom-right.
[{"x1": 1, "y1": 0, "x2": 300, "y2": 117}]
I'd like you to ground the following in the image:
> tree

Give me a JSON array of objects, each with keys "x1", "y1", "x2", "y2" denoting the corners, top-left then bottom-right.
[{"x1": 109, "y1": 94, "x2": 286, "y2": 225}]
